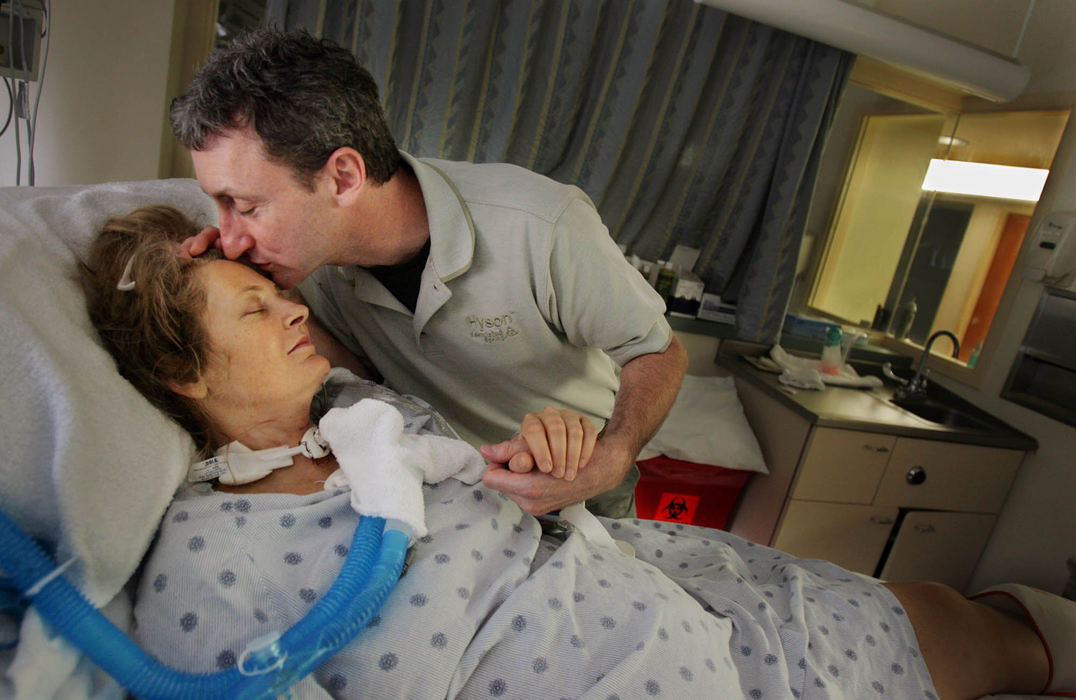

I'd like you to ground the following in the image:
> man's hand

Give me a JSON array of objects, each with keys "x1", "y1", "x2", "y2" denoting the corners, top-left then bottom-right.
[
  {"x1": 481, "y1": 438, "x2": 633, "y2": 516},
  {"x1": 485, "y1": 336, "x2": 687, "y2": 516},
  {"x1": 177, "y1": 226, "x2": 224, "y2": 258},
  {"x1": 480, "y1": 407, "x2": 598, "y2": 481}
]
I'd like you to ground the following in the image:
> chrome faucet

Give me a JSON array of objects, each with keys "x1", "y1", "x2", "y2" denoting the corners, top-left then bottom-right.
[{"x1": 892, "y1": 330, "x2": 960, "y2": 402}]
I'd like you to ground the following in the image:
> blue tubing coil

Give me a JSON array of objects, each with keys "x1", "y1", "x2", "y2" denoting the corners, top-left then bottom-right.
[{"x1": 0, "y1": 505, "x2": 408, "y2": 699}]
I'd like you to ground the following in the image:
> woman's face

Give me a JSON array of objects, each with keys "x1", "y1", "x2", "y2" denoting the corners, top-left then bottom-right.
[{"x1": 190, "y1": 260, "x2": 330, "y2": 426}]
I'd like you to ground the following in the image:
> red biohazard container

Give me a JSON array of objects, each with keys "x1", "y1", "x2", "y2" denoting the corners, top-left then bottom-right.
[{"x1": 635, "y1": 455, "x2": 751, "y2": 530}]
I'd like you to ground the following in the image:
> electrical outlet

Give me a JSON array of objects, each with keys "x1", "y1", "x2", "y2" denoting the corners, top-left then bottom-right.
[{"x1": 0, "y1": 3, "x2": 43, "y2": 81}]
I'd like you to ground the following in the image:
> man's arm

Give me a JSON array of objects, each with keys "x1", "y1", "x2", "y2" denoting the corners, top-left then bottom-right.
[
  {"x1": 598, "y1": 333, "x2": 688, "y2": 468},
  {"x1": 482, "y1": 335, "x2": 687, "y2": 515}
]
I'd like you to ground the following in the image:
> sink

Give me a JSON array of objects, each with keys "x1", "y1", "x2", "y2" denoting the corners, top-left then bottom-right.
[
  {"x1": 890, "y1": 397, "x2": 991, "y2": 430},
  {"x1": 847, "y1": 359, "x2": 996, "y2": 431}
]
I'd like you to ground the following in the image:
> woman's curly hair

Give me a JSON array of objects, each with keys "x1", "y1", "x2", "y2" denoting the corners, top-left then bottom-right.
[{"x1": 81, "y1": 205, "x2": 224, "y2": 454}]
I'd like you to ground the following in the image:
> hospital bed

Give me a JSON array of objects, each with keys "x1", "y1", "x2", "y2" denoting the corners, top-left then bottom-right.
[{"x1": 0, "y1": 180, "x2": 1047, "y2": 699}]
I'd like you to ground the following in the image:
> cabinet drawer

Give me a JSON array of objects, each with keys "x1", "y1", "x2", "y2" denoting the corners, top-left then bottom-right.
[
  {"x1": 773, "y1": 500, "x2": 898, "y2": 576},
  {"x1": 791, "y1": 428, "x2": 896, "y2": 504},
  {"x1": 879, "y1": 511, "x2": 996, "y2": 592},
  {"x1": 874, "y1": 438, "x2": 1023, "y2": 513}
]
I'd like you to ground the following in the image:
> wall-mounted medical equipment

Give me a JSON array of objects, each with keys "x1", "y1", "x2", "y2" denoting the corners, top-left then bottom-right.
[
  {"x1": 1002, "y1": 286, "x2": 1076, "y2": 428},
  {"x1": 1023, "y1": 211, "x2": 1076, "y2": 285},
  {"x1": 0, "y1": 1, "x2": 44, "y2": 81}
]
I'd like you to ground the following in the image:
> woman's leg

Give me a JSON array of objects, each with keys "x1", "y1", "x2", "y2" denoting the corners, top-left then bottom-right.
[{"x1": 885, "y1": 581, "x2": 1049, "y2": 699}]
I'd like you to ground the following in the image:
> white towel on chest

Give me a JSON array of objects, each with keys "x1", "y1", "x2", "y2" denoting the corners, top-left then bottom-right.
[{"x1": 319, "y1": 399, "x2": 487, "y2": 538}]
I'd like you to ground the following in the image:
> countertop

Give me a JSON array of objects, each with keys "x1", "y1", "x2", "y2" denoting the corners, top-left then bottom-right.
[{"x1": 717, "y1": 347, "x2": 1039, "y2": 452}]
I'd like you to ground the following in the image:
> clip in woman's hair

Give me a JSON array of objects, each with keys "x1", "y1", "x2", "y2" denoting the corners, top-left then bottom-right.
[{"x1": 116, "y1": 255, "x2": 136, "y2": 291}]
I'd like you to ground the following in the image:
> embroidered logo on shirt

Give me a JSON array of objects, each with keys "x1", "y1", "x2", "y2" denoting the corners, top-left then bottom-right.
[{"x1": 467, "y1": 313, "x2": 519, "y2": 344}]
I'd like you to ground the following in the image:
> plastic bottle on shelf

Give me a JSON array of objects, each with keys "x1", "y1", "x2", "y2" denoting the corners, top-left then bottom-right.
[
  {"x1": 654, "y1": 261, "x2": 679, "y2": 302},
  {"x1": 820, "y1": 325, "x2": 843, "y2": 375},
  {"x1": 648, "y1": 260, "x2": 666, "y2": 287},
  {"x1": 893, "y1": 298, "x2": 917, "y2": 339},
  {"x1": 967, "y1": 340, "x2": 983, "y2": 368}
]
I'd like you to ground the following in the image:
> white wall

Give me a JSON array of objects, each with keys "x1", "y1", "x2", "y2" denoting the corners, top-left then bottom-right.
[
  {"x1": 0, "y1": 0, "x2": 177, "y2": 187},
  {"x1": 961, "y1": 118, "x2": 1076, "y2": 594}
]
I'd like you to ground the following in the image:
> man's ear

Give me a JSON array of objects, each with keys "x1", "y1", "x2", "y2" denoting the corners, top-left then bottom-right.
[
  {"x1": 167, "y1": 376, "x2": 208, "y2": 400},
  {"x1": 322, "y1": 147, "x2": 367, "y2": 205}
]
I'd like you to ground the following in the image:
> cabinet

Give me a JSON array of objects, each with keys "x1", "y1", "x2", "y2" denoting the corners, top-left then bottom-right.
[
  {"x1": 724, "y1": 363, "x2": 1029, "y2": 594},
  {"x1": 769, "y1": 427, "x2": 1022, "y2": 592},
  {"x1": 771, "y1": 500, "x2": 897, "y2": 574}
]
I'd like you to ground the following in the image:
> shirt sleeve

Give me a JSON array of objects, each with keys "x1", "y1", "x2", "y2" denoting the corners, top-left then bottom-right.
[{"x1": 544, "y1": 194, "x2": 672, "y2": 366}]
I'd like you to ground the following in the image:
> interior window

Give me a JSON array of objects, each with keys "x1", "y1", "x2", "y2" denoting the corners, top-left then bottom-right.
[{"x1": 801, "y1": 82, "x2": 1069, "y2": 370}]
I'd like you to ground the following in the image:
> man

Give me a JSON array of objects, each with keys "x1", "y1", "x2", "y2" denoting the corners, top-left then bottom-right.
[{"x1": 172, "y1": 28, "x2": 686, "y2": 518}]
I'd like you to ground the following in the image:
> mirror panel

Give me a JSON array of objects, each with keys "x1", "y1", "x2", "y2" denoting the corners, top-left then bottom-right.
[{"x1": 806, "y1": 86, "x2": 1069, "y2": 367}]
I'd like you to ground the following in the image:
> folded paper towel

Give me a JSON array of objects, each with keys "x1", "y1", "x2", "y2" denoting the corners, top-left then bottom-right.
[{"x1": 770, "y1": 346, "x2": 883, "y2": 391}]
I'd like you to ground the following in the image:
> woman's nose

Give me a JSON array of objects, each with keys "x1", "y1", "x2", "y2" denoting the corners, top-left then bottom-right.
[{"x1": 285, "y1": 301, "x2": 309, "y2": 327}]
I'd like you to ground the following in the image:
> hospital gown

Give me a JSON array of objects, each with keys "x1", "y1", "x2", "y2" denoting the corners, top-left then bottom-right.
[{"x1": 132, "y1": 479, "x2": 938, "y2": 699}]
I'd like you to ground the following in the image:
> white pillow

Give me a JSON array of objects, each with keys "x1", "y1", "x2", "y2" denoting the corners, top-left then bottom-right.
[
  {"x1": 641, "y1": 374, "x2": 769, "y2": 473},
  {"x1": 0, "y1": 179, "x2": 217, "y2": 604}
]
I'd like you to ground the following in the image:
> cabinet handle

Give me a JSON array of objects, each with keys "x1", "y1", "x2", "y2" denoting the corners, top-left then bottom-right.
[
  {"x1": 869, "y1": 516, "x2": 894, "y2": 525},
  {"x1": 864, "y1": 445, "x2": 890, "y2": 453},
  {"x1": 914, "y1": 523, "x2": 936, "y2": 534},
  {"x1": 906, "y1": 466, "x2": 927, "y2": 485}
]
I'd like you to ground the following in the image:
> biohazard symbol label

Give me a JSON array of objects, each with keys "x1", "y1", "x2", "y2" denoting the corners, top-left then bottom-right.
[{"x1": 654, "y1": 492, "x2": 700, "y2": 524}]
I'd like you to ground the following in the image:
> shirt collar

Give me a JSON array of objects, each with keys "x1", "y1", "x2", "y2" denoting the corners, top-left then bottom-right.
[{"x1": 401, "y1": 152, "x2": 474, "y2": 283}]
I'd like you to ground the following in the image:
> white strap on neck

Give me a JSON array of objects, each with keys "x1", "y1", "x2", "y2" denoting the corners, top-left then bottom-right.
[{"x1": 188, "y1": 427, "x2": 330, "y2": 485}]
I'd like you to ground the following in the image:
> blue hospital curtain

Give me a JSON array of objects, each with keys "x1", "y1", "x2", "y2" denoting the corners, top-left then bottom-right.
[{"x1": 265, "y1": 0, "x2": 852, "y2": 343}]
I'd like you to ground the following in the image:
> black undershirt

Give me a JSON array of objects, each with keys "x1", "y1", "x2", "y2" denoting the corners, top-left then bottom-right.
[{"x1": 366, "y1": 239, "x2": 431, "y2": 314}]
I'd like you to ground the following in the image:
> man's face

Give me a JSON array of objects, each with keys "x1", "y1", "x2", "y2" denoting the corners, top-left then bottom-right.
[{"x1": 191, "y1": 128, "x2": 338, "y2": 289}]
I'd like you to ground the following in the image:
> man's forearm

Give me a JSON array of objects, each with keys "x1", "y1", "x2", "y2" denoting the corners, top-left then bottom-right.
[{"x1": 600, "y1": 334, "x2": 688, "y2": 464}]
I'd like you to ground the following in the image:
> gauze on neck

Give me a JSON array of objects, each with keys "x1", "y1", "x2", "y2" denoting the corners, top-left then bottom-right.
[{"x1": 188, "y1": 426, "x2": 329, "y2": 485}]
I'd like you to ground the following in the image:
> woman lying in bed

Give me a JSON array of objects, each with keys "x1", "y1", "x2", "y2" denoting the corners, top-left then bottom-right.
[{"x1": 81, "y1": 205, "x2": 1073, "y2": 699}]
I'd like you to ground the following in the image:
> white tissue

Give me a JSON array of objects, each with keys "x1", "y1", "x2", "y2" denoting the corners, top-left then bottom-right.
[{"x1": 318, "y1": 399, "x2": 487, "y2": 538}]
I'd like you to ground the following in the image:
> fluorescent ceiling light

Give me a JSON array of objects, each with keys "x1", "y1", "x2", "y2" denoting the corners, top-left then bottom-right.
[{"x1": 921, "y1": 159, "x2": 1048, "y2": 201}]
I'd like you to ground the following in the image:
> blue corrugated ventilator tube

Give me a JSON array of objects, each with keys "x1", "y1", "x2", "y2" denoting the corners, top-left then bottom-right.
[{"x1": 0, "y1": 506, "x2": 409, "y2": 699}]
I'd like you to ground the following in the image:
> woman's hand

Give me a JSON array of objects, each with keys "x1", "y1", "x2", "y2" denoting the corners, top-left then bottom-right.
[{"x1": 480, "y1": 407, "x2": 598, "y2": 481}]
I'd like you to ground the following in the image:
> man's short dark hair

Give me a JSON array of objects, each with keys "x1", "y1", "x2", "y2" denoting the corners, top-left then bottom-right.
[{"x1": 170, "y1": 28, "x2": 402, "y2": 187}]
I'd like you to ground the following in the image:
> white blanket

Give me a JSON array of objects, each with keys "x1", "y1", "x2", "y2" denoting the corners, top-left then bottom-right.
[{"x1": 0, "y1": 180, "x2": 217, "y2": 698}]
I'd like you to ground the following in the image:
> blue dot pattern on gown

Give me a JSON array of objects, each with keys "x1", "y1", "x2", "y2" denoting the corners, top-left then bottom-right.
[{"x1": 132, "y1": 477, "x2": 937, "y2": 699}]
